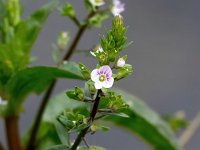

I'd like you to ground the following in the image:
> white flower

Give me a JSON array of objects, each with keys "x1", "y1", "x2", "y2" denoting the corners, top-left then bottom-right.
[
  {"x1": 112, "y1": 0, "x2": 125, "y2": 17},
  {"x1": 96, "y1": 47, "x2": 103, "y2": 53},
  {"x1": 91, "y1": 65, "x2": 114, "y2": 89},
  {"x1": 61, "y1": 32, "x2": 68, "y2": 38},
  {"x1": 117, "y1": 58, "x2": 125, "y2": 67},
  {"x1": 90, "y1": 46, "x2": 104, "y2": 57},
  {"x1": 0, "y1": 96, "x2": 7, "y2": 106},
  {"x1": 89, "y1": 0, "x2": 105, "y2": 7}
]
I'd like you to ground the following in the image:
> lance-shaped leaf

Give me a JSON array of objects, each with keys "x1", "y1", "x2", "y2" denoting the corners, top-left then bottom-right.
[
  {"x1": 0, "y1": 1, "x2": 58, "y2": 91},
  {"x1": 102, "y1": 89, "x2": 183, "y2": 150},
  {"x1": 6, "y1": 66, "x2": 84, "y2": 115},
  {"x1": 12, "y1": 1, "x2": 58, "y2": 54},
  {"x1": 25, "y1": 89, "x2": 183, "y2": 150}
]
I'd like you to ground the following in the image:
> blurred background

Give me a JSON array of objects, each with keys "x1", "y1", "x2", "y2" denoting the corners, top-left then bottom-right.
[{"x1": 1, "y1": 0, "x2": 200, "y2": 149}]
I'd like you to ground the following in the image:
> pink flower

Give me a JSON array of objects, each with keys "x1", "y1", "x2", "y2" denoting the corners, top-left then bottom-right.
[
  {"x1": 112, "y1": 0, "x2": 125, "y2": 17},
  {"x1": 117, "y1": 58, "x2": 125, "y2": 67},
  {"x1": 91, "y1": 65, "x2": 114, "y2": 89}
]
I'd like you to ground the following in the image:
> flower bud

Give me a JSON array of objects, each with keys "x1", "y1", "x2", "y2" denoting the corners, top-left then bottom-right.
[
  {"x1": 117, "y1": 58, "x2": 125, "y2": 67},
  {"x1": 115, "y1": 64, "x2": 133, "y2": 80},
  {"x1": 115, "y1": 55, "x2": 127, "y2": 68},
  {"x1": 57, "y1": 32, "x2": 70, "y2": 50}
]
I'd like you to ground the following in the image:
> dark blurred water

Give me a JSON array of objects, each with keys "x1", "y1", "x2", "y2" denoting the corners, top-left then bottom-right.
[{"x1": 0, "y1": 0, "x2": 200, "y2": 149}]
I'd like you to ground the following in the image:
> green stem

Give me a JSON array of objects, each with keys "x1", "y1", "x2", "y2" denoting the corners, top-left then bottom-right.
[
  {"x1": 63, "y1": 11, "x2": 95, "y2": 60},
  {"x1": 5, "y1": 116, "x2": 21, "y2": 150},
  {"x1": 71, "y1": 90, "x2": 102, "y2": 150},
  {"x1": 26, "y1": 11, "x2": 96, "y2": 150},
  {"x1": 70, "y1": 16, "x2": 81, "y2": 27}
]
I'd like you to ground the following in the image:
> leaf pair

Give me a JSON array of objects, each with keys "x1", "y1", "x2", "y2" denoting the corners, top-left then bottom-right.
[{"x1": 28, "y1": 89, "x2": 183, "y2": 150}]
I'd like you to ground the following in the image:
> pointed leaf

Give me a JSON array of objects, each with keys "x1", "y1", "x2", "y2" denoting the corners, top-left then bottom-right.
[
  {"x1": 46, "y1": 144, "x2": 69, "y2": 150},
  {"x1": 6, "y1": 66, "x2": 84, "y2": 115},
  {"x1": 102, "y1": 89, "x2": 183, "y2": 150}
]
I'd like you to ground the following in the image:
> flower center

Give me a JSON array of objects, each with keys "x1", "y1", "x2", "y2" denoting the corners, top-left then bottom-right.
[{"x1": 99, "y1": 74, "x2": 106, "y2": 82}]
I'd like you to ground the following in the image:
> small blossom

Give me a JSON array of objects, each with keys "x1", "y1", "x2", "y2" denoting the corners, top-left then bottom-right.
[
  {"x1": 96, "y1": 47, "x2": 104, "y2": 53},
  {"x1": 117, "y1": 58, "x2": 125, "y2": 67},
  {"x1": 90, "y1": 46, "x2": 104, "y2": 57},
  {"x1": 112, "y1": 0, "x2": 125, "y2": 17},
  {"x1": 89, "y1": 0, "x2": 105, "y2": 7},
  {"x1": 91, "y1": 65, "x2": 114, "y2": 89}
]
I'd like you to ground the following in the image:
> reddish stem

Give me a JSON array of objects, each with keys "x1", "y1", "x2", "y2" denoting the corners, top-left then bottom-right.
[{"x1": 5, "y1": 116, "x2": 21, "y2": 150}]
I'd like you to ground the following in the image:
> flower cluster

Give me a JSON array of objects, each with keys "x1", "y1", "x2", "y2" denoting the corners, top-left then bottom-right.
[
  {"x1": 88, "y1": 16, "x2": 132, "y2": 89},
  {"x1": 88, "y1": 0, "x2": 125, "y2": 17},
  {"x1": 63, "y1": 6, "x2": 132, "y2": 150},
  {"x1": 112, "y1": 0, "x2": 125, "y2": 17}
]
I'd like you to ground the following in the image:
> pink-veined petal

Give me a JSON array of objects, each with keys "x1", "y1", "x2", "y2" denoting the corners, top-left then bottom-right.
[
  {"x1": 99, "y1": 65, "x2": 112, "y2": 77},
  {"x1": 95, "y1": 81, "x2": 103, "y2": 89},
  {"x1": 102, "y1": 77, "x2": 114, "y2": 88},
  {"x1": 91, "y1": 69, "x2": 99, "y2": 82}
]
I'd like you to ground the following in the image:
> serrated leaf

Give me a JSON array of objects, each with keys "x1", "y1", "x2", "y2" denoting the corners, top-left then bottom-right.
[
  {"x1": 60, "y1": 61, "x2": 83, "y2": 79},
  {"x1": 102, "y1": 89, "x2": 183, "y2": 150},
  {"x1": 0, "y1": 1, "x2": 58, "y2": 92},
  {"x1": 30, "y1": 88, "x2": 182, "y2": 150},
  {"x1": 100, "y1": 112, "x2": 129, "y2": 118},
  {"x1": 46, "y1": 144, "x2": 69, "y2": 150},
  {"x1": 6, "y1": 66, "x2": 84, "y2": 115},
  {"x1": 77, "y1": 146, "x2": 106, "y2": 150}
]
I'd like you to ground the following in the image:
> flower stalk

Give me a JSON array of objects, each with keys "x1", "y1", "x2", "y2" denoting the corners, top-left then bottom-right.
[
  {"x1": 26, "y1": 10, "x2": 97, "y2": 150},
  {"x1": 71, "y1": 90, "x2": 102, "y2": 150}
]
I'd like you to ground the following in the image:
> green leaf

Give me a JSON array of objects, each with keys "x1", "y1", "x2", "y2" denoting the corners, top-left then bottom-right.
[
  {"x1": 102, "y1": 89, "x2": 183, "y2": 150},
  {"x1": 89, "y1": 13, "x2": 109, "y2": 28},
  {"x1": 0, "y1": 1, "x2": 58, "y2": 91},
  {"x1": 25, "y1": 92, "x2": 87, "y2": 149},
  {"x1": 7, "y1": 0, "x2": 21, "y2": 26},
  {"x1": 0, "y1": 0, "x2": 7, "y2": 33},
  {"x1": 60, "y1": 61, "x2": 83, "y2": 79},
  {"x1": 35, "y1": 121, "x2": 62, "y2": 150},
  {"x1": 52, "y1": 44, "x2": 60, "y2": 64},
  {"x1": 162, "y1": 112, "x2": 188, "y2": 133},
  {"x1": 30, "y1": 89, "x2": 182, "y2": 150},
  {"x1": 66, "y1": 87, "x2": 84, "y2": 101},
  {"x1": 59, "y1": 3, "x2": 75, "y2": 18},
  {"x1": 43, "y1": 92, "x2": 84, "y2": 122},
  {"x1": 54, "y1": 121, "x2": 69, "y2": 145},
  {"x1": 100, "y1": 112, "x2": 129, "y2": 118},
  {"x1": 22, "y1": 121, "x2": 63, "y2": 150},
  {"x1": 77, "y1": 146, "x2": 106, "y2": 150},
  {"x1": 46, "y1": 144, "x2": 69, "y2": 150},
  {"x1": 6, "y1": 66, "x2": 84, "y2": 115},
  {"x1": 14, "y1": 1, "x2": 58, "y2": 53},
  {"x1": 79, "y1": 63, "x2": 91, "y2": 80}
]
